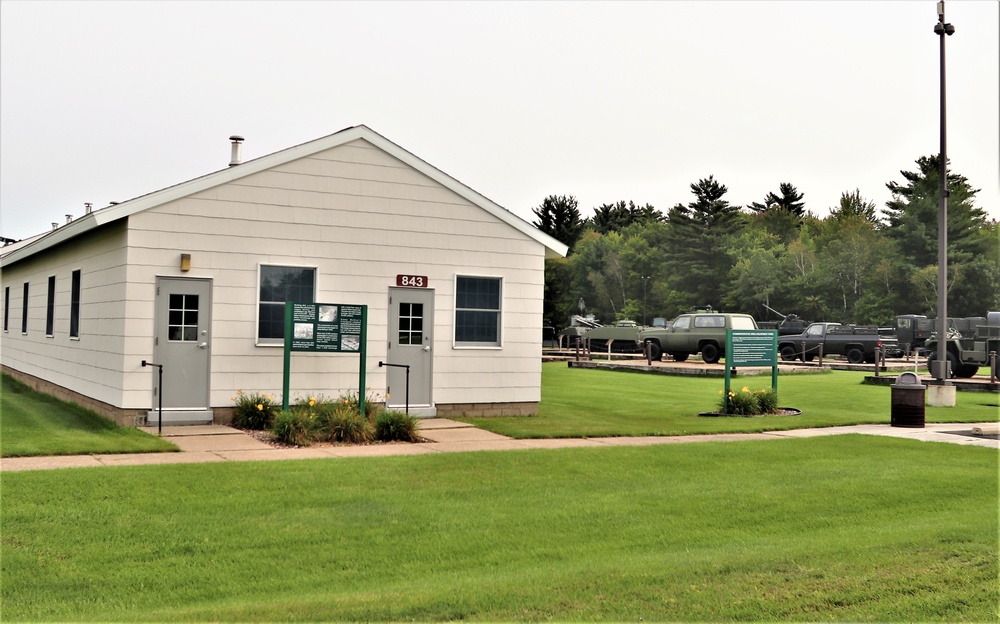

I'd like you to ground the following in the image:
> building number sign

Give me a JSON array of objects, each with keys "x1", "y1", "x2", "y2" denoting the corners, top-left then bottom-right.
[{"x1": 396, "y1": 274, "x2": 428, "y2": 288}]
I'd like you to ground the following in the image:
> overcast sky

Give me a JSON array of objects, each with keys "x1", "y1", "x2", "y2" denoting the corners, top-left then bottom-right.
[{"x1": 2, "y1": 1, "x2": 997, "y2": 242}]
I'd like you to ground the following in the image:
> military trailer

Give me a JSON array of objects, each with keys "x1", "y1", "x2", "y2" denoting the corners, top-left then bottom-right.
[
  {"x1": 584, "y1": 320, "x2": 648, "y2": 353},
  {"x1": 923, "y1": 311, "x2": 1000, "y2": 378}
]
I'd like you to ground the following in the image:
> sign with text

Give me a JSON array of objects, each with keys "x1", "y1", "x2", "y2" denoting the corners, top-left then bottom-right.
[
  {"x1": 728, "y1": 329, "x2": 778, "y2": 367},
  {"x1": 283, "y1": 302, "x2": 368, "y2": 415},
  {"x1": 288, "y1": 303, "x2": 365, "y2": 352},
  {"x1": 396, "y1": 274, "x2": 428, "y2": 288},
  {"x1": 724, "y1": 329, "x2": 779, "y2": 414}
]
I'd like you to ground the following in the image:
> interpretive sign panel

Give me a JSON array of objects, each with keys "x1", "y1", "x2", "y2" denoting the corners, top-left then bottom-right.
[
  {"x1": 728, "y1": 330, "x2": 778, "y2": 367},
  {"x1": 282, "y1": 302, "x2": 368, "y2": 414},
  {"x1": 724, "y1": 329, "x2": 779, "y2": 414},
  {"x1": 289, "y1": 303, "x2": 364, "y2": 352}
]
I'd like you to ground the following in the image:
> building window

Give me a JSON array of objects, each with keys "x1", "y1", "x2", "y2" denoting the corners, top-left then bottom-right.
[
  {"x1": 70, "y1": 270, "x2": 81, "y2": 338},
  {"x1": 454, "y1": 276, "x2": 501, "y2": 346},
  {"x1": 21, "y1": 282, "x2": 29, "y2": 333},
  {"x1": 45, "y1": 276, "x2": 56, "y2": 336},
  {"x1": 258, "y1": 265, "x2": 316, "y2": 343},
  {"x1": 3, "y1": 286, "x2": 9, "y2": 332}
]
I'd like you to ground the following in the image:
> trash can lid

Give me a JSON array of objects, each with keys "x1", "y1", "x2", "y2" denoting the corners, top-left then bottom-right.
[{"x1": 894, "y1": 371, "x2": 924, "y2": 386}]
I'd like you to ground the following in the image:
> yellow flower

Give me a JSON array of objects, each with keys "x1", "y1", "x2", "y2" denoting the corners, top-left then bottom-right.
[
  {"x1": 309, "y1": 398, "x2": 316, "y2": 407},
  {"x1": 256, "y1": 404, "x2": 263, "y2": 411},
  {"x1": 742, "y1": 386, "x2": 750, "y2": 393}
]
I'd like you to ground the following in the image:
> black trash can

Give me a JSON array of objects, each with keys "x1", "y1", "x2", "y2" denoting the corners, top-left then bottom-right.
[{"x1": 891, "y1": 372, "x2": 926, "y2": 428}]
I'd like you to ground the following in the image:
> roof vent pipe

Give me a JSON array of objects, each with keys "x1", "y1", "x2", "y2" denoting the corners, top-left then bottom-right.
[
  {"x1": 66, "y1": 214, "x2": 73, "y2": 224},
  {"x1": 229, "y1": 135, "x2": 245, "y2": 167},
  {"x1": 52, "y1": 222, "x2": 59, "y2": 230},
  {"x1": 85, "y1": 202, "x2": 93, "y2": 214}
]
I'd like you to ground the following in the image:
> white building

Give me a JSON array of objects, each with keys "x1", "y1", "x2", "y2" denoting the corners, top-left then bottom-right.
[{"x1": 1, "y1": 126, "x2": 567, "y2": 424}]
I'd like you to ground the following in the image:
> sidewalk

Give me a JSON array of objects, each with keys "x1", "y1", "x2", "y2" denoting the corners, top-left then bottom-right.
[{"x1": 2, "y1": 419, "x2": 997, "y2": 472}]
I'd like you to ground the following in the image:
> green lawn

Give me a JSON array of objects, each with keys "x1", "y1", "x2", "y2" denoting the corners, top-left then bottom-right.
[
  {"x1": 2, "y1": 436, "x2": 996, "y2": 622},
  {"x1": 460, "y1": 363, "x2": 1000, "y2": 438},
  {"x1": 0, "y1": 374, "x2": 178, "y2": 457}
]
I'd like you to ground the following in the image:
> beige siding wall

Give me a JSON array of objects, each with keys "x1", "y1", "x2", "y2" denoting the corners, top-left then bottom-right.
[
  {"x1": 123, "y1": 138, "x2": 544, "y2": 410},
  {"x1": 1, "y1": 222, "x2": 129, "y2": 407}
]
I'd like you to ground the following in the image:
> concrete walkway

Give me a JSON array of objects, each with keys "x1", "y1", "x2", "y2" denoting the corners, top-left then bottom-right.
[{"x1": 2, "y1": 419, "x2": 997, "y2": 472}]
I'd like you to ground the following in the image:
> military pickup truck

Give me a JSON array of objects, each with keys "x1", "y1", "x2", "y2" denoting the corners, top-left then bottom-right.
[
  {"x1": 777, "y1": 322, "x2": 900, "y2": 364},
  {"x1": 636, "y1": 311, "x2": 758, "y2": 364}
]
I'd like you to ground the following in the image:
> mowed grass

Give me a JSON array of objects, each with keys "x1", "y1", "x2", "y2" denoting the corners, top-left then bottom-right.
[
  {"x1": 0, "y1": 374, "x2": 178, "y2": 457},
  {"x1": 2, "y1": 436, "x2": 997, "y2": 622},
  {"x1": 460, "y1": 363, "x2": 1000, "y2": 438}
]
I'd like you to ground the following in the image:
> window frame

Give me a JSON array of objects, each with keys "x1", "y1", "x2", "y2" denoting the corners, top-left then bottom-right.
[
  {"x1": 69, "y1": 269, "x2": 81, "y2": 339},
  {"x1": 45, "y1": 275, "x2": 56, "y2": 337},
  {"x1": 693, "y1": 315, "x2": 726, "y2": 329},
  {"x1": 21, "y1": 282, "x2": 29, "y2": 334},
  {"x1": 256, "y1": 263, "x2": 317, "y2": 346},
  {"x1": 453, "y1": 274, "x2": 503, "y2": 349}
]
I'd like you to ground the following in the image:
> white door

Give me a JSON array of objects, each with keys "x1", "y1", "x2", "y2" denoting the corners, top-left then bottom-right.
[
  {"x1": 154, "y1": 277, "x2": 211, "y2": 410},
  {"x1": 386, "y1": 287, "x2": 434, "y2": 413}
]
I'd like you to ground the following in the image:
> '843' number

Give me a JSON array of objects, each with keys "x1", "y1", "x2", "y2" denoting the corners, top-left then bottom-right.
[{"x1": 398, "y1": 275, "x2": 427, "y2": 288}]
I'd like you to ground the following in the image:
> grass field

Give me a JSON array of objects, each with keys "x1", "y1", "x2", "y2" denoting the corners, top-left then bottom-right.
[
  {"x1": 460, "y1": 363, "x2": 1000, "y2": 438},
  {"x1": 0, "y1": 374, "x2": 178, "y2": 457},
  {"x1": 2, "y1": 436, "x2": 997, "y2": 622}
]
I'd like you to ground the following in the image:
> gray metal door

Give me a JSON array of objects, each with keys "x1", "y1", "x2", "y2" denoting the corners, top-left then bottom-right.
[
  {"x1": 154, "y1": 277, "x2": 211, "y2": 409},
  {"x1": 386, "y1": 287, "x2": 433, "y2": 409}
]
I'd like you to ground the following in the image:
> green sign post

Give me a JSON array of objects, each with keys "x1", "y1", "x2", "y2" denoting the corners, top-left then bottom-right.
[
  {"x1": 724, "y1": 329, "x2": 778, "y2": 415},
  {"x1": 282, "y1": 302, "x2": 368, "y2": 415}
]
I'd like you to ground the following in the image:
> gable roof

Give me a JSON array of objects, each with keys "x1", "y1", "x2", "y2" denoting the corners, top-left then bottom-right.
[{"x1": 1, "y1": 125, "x2": 568, "y2": 266}]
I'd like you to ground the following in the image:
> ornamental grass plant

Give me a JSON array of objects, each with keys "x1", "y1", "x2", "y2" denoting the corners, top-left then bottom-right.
[
  {"x1": 374, "y1": 409, "x2": 420, "y2": 442},
  {"x1": 230, "y1": 390, "x2": 279, "y2": 430},
  {"x1": 260, "y1": 390, "x2": 410, "y2": 446},
  {"x1": 314, "y1": 400, "x2": 373, "y2": 444}
]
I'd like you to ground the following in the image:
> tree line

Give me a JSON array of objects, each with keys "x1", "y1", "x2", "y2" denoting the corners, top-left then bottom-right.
[{"x1": 534, "y1": 154, "x2": 999, "y2": 328}]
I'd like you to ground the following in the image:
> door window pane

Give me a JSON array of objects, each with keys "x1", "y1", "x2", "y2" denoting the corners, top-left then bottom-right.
[
  {"x1": 168, "y1": 294, "x2": 199, "y2": 342},
  {"x1": 398, "y1": 302, "x2": 423, "y2": 345}
]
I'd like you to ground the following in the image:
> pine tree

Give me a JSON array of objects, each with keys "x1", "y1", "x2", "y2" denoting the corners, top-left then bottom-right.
[
  {"x1": 589, "y1": 201, "x2": 662, "y2": 234},
  {"x1": 531, "y1": 195, "x2": 584, "y2": 248},
  {"x1": 664, "y1": 176, "x2": 745, "y2": 309},
  {"x1": 749, "y1": 182, "x2": 805, "y2": 217},
  {"x1": 830, "y1": 189, "x2": 880, "y2": 224}
]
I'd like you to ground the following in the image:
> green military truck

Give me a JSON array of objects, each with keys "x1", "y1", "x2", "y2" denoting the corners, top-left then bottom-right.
[
  {"x1": 923, "y1": 311, "x2": 1000, "y2": 378},
  {"x1": 636, "y1": 310, "x2": 758, "y2": 363}
]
